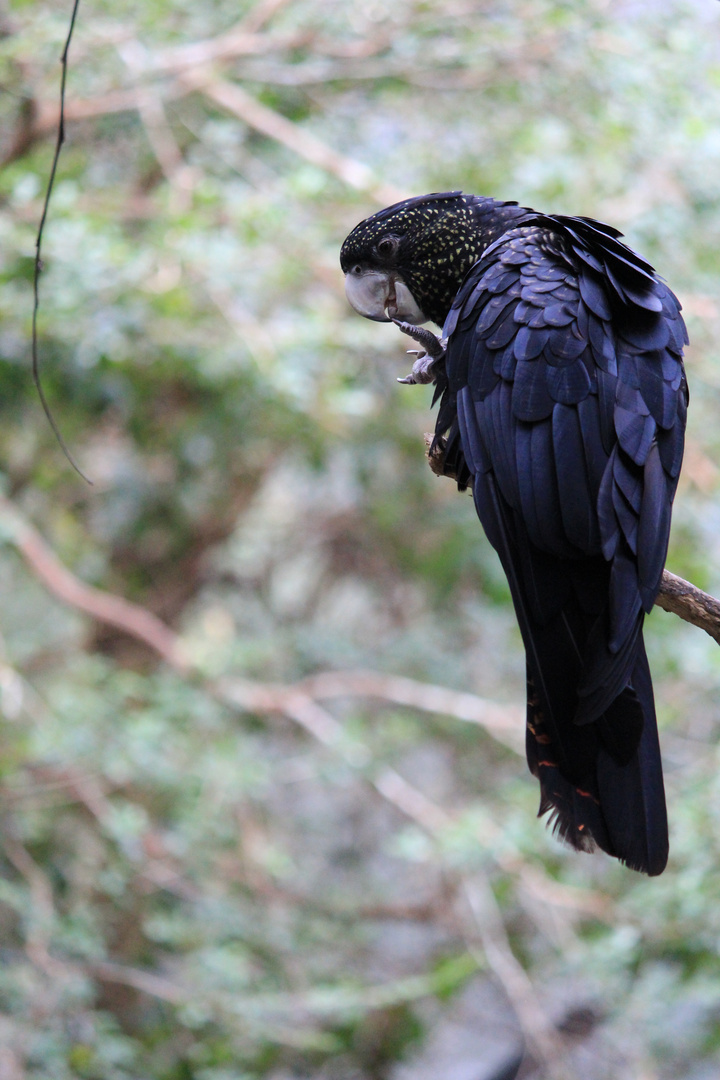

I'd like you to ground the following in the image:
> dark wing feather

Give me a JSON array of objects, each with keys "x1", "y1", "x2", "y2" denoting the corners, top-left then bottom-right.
[{"x1": 435, "y1": 218, "x2": 687, "y2": 874}]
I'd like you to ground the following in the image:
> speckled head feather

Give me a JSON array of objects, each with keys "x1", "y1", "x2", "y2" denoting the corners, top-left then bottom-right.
[{"x1": 340, "y1": 192, "x2": 531, "y2": 326}]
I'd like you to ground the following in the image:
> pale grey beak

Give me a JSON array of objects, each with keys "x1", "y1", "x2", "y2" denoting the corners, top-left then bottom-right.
[{"x1": 344, "y1": 269, "x2": 427, "y2": 325}]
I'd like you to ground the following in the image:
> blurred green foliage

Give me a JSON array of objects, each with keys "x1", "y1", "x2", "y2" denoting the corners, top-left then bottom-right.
[{"x1": 1, "y1": 0, "x2": 720, "y2": 1077}]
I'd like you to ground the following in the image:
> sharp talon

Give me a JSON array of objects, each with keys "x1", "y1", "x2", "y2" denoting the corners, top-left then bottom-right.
[
  {"x1": 397, "y1": 375, "x2": 416, "y2": 384},
  {"x1": 391, "y1": 318, "x2": 446, "y2": 362}
]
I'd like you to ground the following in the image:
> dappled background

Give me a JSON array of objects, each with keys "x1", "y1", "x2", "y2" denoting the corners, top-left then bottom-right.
[{"x1": 1, "y1": 0, "x2": 720, "y2": 1077}]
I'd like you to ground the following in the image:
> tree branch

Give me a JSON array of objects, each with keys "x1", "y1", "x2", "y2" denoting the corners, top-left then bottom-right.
[
  {"x1": 31, "y1": 0, "x2": 89, "y2": 482},
  {"x1": 461, "y1": 874, "x2": 569, "y2": 1077},
  {"x1": 296, "y1": 668, "x2": 523, "y2": 751},
  {"x1": 196, "y1": 76, "x2": 405, "y2": 204},
  {"x1": 654, "y1": 570, "x2": 720, "y2": 645},
  {"x1": 29, "y1": 71, "x2": 404, "y2": 206},
  {"x1": 0, "y1": 497, "x2": 189, "y2": 673},
  {"x1": 0, "y1": 493, "x2": 608, "y2": 1072}
]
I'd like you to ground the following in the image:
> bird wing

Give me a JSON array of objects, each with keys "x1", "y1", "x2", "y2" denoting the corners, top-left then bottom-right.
[
  {"x1": 439, "y1": 215, "x2": 687, "y2": 716},
  {"x1": 434, "y1": 217, "x2": 687, "y2": 873}
]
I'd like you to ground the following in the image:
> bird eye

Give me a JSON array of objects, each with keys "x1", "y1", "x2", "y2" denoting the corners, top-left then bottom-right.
[
  {"x1": 352, "y1": 264, "x2": 363, "y2": 275},
  {"x1": 377, "y1": 237, "x2": 397, "y2": 257}
]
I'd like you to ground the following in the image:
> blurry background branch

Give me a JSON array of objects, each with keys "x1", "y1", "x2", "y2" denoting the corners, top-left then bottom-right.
[
  {"x1": 0, "y1": 496, "x2": 189, "y2": 673},
  {"x1": 0, "y1": 488, "x2": 597, "y2": 1076}
]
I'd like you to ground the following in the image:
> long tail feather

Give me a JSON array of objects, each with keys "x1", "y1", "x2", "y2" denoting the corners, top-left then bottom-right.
[{"x1": 473, "y1": 470, "x2": 668, "y2": 874}]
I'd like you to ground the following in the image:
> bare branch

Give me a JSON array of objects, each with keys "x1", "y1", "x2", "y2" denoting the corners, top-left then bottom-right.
[
  {"x1": 0, "y1": 497, "x2": 189, "y2": 673},
  {"x1": 372, "y1": 765, "x2": 453, "y2": 833},
  {"x1": 136, "y1": 91, "x2": 185, "y2": 179},
  {"x1": 297, "y1": 668, "x2": 523, "y2": 752},
  {"x1": 461, "y1": 874, "x2": 569, "y2": 1078},
  {"x1": 31, "y1": 0, "x2": 89, "y2": 481},
  {"x1": 654, "y1": 570, "x2": 720, "y2": 645},
  {"x1": 134, "y1": 90, "x2": 200, "y2": 212},
  {"x1": 218, "y1": 672, "x2": 522, "y2": 754},
  {"x1": 219, "y1": 680, "x2": 450, "y2": 829},
  {"x1": 31, "y1": 71, "x2": 404, "y2": 206},
  {"x1": 34, "y1": 86, "x2": 178, "y2": 132},
  {"x1": 144, "y1": 26, "x2": 303, "y2": 76},
  {"x1": 197, "y1": 76, "x2": 405, "y2": 204},
  {"x1": 0, "y1": 492, "x2": 521, "y2": 755}
]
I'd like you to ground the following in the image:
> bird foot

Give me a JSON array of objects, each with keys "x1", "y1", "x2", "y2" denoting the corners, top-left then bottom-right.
[{"x1": 393, "y1": 320, "x2": 447, "y2": 385}]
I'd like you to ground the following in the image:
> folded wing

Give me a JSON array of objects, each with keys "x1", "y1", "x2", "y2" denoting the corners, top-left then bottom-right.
[{"x1": 434, "y1": 215, "x2": 687, "y2": 874}]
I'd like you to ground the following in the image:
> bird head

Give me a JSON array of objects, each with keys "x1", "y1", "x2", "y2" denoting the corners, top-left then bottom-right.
[{"x1": 340, "y1": 191, "x2": 519, "y2": 328}]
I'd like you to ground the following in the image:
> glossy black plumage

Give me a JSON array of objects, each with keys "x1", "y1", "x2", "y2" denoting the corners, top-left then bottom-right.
[{"x1": 341, "y1": 193, "x2": 688, "y2": 875}]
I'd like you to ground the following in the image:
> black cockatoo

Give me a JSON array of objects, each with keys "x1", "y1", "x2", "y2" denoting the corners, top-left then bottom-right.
[{"x1": 340, "y1": 192, "x2": 688, "y2": 875}]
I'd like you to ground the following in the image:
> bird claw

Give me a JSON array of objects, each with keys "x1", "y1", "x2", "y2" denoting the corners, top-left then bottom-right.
[
  {"x1": 397, "y1": 354, "x2": 437, "y2": 385},
  {"x1": 393, "y1": 319, "x2": 447, "y2": 385}
]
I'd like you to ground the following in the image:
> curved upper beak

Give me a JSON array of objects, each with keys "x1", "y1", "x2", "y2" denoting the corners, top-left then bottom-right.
[
  {"x1": 344, "y1": 269, "x2": 392, "y2": 322},
  {"x1": 344, "y1": 270, "x2": 427, "y2": 325}
]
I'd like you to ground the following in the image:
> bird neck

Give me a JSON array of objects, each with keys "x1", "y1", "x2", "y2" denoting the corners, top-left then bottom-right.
[{"x1": 403, "y1": 196, "x2": 531, "y2": 327}]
